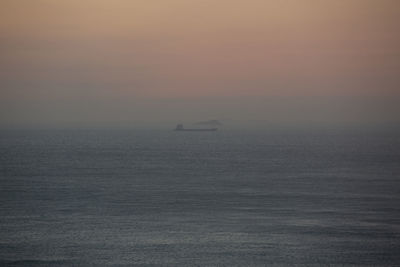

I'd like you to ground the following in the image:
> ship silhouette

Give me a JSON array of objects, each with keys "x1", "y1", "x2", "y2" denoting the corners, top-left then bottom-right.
[{"x1": 174, "y1": 124, "x2": 217, "y2": 132}]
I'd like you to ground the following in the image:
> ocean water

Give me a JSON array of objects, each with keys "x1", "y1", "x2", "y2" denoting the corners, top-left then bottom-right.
[{"x1": 0, "y1": 128, "x2": 399, "y2": 266}]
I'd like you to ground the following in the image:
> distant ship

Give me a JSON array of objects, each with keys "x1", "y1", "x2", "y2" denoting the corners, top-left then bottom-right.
[{"x1": 174, "y1": 124, "x2": 217, "y2": 132}]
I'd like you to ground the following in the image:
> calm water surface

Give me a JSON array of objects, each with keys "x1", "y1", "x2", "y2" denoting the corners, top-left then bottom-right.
[{"x1": 1, "y1": 129, "x2": 399, "y2": 266}]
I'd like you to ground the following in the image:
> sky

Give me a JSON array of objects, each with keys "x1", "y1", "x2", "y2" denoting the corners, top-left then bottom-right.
[{"x1": 1, "y1": 0, "x2": 399, "y2": 128}]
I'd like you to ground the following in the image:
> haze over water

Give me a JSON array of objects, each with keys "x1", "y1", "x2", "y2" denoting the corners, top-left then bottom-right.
[
  {"x1": 1, "y1": 0, "x2": 400, "y2": 266},
  {"x1": 1, "y1": 0, "x2": 399, "y2": 128}
]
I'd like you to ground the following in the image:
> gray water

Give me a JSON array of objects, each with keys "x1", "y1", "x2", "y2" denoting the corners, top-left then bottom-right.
[{"x1": 1, "y1": 129, "x2": 400, "y2": 266}]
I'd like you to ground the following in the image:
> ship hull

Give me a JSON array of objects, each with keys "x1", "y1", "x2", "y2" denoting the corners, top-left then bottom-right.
[{"x1": 174, "y1": 128, "x2": 217, "y2": 132}]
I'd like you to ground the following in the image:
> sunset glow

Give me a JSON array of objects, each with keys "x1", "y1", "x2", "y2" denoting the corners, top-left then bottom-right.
[{"x1": 1, "y1": 0, "x2": 399, "y2": 126}]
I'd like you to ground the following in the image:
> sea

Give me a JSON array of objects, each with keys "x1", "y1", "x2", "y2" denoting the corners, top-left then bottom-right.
[{"x1": 0, "y1": 128, "x2": 399, "y2": 266}]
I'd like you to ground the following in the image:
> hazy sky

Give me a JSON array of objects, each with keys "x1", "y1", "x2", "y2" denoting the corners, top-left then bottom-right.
[{"x1": 1, "y1": 0, "x2": 399, "y2": 127}]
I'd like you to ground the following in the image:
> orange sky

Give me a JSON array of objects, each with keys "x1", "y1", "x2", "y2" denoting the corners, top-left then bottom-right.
[{"x1": 1, "y1": 0, "x2": 399, "y2": 126}]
